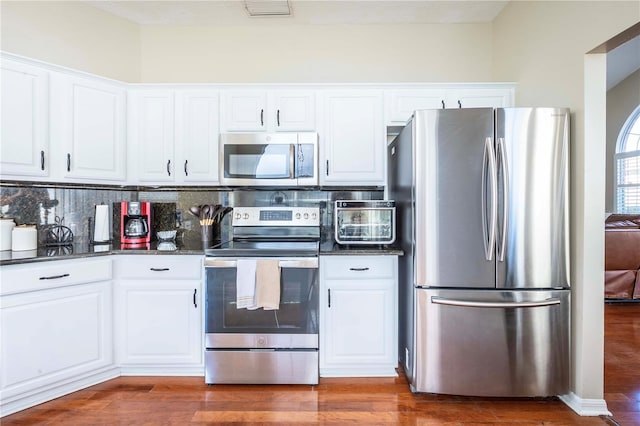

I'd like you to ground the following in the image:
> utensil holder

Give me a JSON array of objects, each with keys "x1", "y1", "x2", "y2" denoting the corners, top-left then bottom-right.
[{"x1": 201, "y1": 223, "x2": 221, "y2": 247}]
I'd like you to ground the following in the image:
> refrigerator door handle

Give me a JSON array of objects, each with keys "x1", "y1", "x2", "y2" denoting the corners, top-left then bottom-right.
[
  {"x1": 431, "y1": 296, "x2": 561, "y2": 309},
  {"x1": 481, "y1": 137, "x2": 497, "y2": 261},
  {"x1": 497, "y1": 137, "x2": 508, "y2": 262}
]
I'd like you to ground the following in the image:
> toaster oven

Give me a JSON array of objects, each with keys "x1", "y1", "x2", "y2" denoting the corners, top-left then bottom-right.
[{"x1": 334, "y1": 200, "x2": 396, "y2": 245}]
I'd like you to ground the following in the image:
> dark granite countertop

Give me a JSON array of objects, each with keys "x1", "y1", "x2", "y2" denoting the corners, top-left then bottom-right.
[
  {"x1": 0, "y1": 238, "x2": 207, "y2": 266},
  {"x1": 1, "y1": 238, "x2": 403, "y2": 266},
  {"x1": 319, "y1": 240, "x2": 403, "y2": 256}
]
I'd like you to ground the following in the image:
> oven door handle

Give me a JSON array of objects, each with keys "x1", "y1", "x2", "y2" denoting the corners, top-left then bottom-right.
[{"x1": 204, "y1": 258, "x2": 318, "y2": 269}]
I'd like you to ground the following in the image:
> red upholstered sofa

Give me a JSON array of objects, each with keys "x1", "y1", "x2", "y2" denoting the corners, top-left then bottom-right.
[{"x1": 605, "y1": 214, "x2": 640, "y2": 300}]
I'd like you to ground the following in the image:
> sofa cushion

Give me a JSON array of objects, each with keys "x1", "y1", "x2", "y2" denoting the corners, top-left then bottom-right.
[
  {"x1": 605, "y1": 220, "x2": 640, "y2": 229},
  {"x1": 604, "y1": 229, "x2": 640, "y2": 270},
  {"x1": 605, "y1": 214, "x2": 640, "y2": 228},
  {"x1": 605, "y1": 270, "x2": 636, "y2": 299}
]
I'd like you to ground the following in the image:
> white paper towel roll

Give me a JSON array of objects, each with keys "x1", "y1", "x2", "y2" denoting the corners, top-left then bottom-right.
[
  {"x1": 12, "y1": 226, "x2": 37, "y2": 251},
  {"x1": 93, "y1": 205, "x2": 110, "y2": 242}
]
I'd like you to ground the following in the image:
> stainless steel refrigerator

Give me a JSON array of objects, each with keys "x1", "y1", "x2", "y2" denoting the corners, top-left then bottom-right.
[{"x1": 388, "y1": 108, "x2": 570, "y2": 397}]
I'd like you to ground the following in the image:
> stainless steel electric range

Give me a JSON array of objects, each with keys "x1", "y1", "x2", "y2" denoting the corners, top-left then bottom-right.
[{"x1": 203, "y1": 206, "x2": 320, "y2": 385}]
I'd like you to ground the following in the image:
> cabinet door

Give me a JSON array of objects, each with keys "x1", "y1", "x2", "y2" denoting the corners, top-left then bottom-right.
[
  {"x1": 320, "y1": 255, "x2": 398, "y2": 377},
  {"x1": 447, "y1": 88, "x2": 514, "y2": 109},
  {"x1": 0, "y1": 59, "x2": 49, "y2": 178},
  {"x1": 272, "y1": 91, "x2": 316, "y2": 131},
  {"x1": 322, "y1": 91, "x2": 385, "y2": 186},
  {"x1": 320, "y1": 278, "x2": 396, "y2": 376},
  {"x1": 220, "y1": 91, "x2": 267, "y2": 132},
  {"x1": 384, "y1": 89, "x2": 446, "y2": 125},
  {"x1": 129, "y1": 90, "x2": 175, "y2": 183},
  {"x1": 115, "y1": 279, "x2": 201, "y2": 366},
  {"x1": 52, "y1": 73, "x2": 126, "y2": 181},
  {"x1": 0, "y1": 281, "x2": 113, "y2": 399},
  {"x1": 175, "y1": 91, "x2": 220, "y2": 184}
]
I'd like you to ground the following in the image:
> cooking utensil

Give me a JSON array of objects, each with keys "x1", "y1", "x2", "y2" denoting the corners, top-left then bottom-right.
[{"x1": 189, "y1": 206, "x2": 201, "y2": 217}]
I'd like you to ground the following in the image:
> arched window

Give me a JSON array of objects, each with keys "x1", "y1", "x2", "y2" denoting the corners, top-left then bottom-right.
[{"x1": 615, "y1": 105, "x2": 640, "y2": 213}]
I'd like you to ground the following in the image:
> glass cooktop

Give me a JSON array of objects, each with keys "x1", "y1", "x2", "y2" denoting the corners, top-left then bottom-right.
[{"x1": 205, "y1": 240, "x2": 319, "y2": 257}]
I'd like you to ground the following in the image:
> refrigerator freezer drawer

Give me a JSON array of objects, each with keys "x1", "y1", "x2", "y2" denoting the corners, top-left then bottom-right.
[{"x1": 412, "y1": 288, "x2": 570, "y2": 397}]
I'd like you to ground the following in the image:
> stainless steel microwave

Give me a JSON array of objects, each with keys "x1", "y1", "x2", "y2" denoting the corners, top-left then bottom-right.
[
  {"x1": 220, "y1": 132, "x2": 318, "y2": 187},
  {"x1": 334, "y1": 200, "x2": 396, "y2": 245}
]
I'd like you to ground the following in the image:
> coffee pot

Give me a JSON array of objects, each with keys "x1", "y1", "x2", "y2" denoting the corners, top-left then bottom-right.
[{"x1": 125, "y1": 217, "x2": 148, "y2": 237}]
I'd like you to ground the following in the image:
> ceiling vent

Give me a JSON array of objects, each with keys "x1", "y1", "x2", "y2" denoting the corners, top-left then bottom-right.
[{"x1": 244, "y1": 0, "x2": 291, "y2": 17}]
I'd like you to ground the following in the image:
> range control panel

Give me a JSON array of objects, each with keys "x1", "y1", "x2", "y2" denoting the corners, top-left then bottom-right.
[{"x1": 232, "y1": 206, "x2": 320, "y2": 227}]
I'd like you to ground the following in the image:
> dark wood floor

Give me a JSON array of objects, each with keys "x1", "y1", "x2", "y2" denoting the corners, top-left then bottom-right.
[
  {"x1": 604, "y1": 302, "x2": 640, "y2": 426},
  {"x1": 3, "y1": 303, "x2": 638, "y2": 425}
]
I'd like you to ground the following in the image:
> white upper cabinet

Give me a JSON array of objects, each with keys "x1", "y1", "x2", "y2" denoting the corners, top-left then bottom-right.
[
  {"x1": 321, "y1": 90, "x2": 385, "y2": 186},
  {"x1": 384, "y1": 84, "x2": 515, "y2": 126},
  {"x1": 220, "y1": 90, "x2": 316, "y2": 132},
  {"x1": 0, "y1": 59, "x2": 49, "y2": 179},
  {"x1": 446, "y1": 87, "x2": 513, "y2": 109},
  {"x1": 175, "y1": 91, "x2": 220, "y2": 184},
  {"x1": 51, "y1": 72, "x2": 127, "y2": 182},
  {"x1": 384, "y1": 89, "x2": 447, "y2": 125},
  {"x1": 128, "y1": 89, "x2": 176, "y2": 183},
  {"x1": 128, "y1": 88, "x2": 220, "y2": 185}
]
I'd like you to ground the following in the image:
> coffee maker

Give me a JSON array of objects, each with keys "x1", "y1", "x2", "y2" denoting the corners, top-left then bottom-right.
[{"x1": 121, "y1": 201, "x2": 151, "y2": 246}]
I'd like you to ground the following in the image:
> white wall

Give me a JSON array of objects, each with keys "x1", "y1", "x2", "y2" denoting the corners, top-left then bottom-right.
[
  {"x1": 0, "y1": 2, "x2": 494, "y2": 84},
  {"x1": 138, "y1": 23, "x2": 493, "y2": 83},
  {"x1": 492, "y1": 0, "x2": 640, "y2": 407},
  {"x1": 606, "y1": 68, "x2": 640, "y2": 212},
  {"x1": 0, "y1": 1, "x2": 140, "y2": 82}
]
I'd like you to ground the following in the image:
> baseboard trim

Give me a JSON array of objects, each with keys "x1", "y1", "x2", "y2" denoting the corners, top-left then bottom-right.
[
  {"x1": 120, "y1": 366, "x2": 204, "y2": 376},
  {"x1": 559, "y1": 392, "x2": 612, "y2": 416},
  {"x1": 0, "y1": 367, "x2": 120, "y2": 418}
]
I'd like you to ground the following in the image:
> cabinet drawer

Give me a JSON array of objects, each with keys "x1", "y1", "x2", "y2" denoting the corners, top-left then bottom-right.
[
  {"x1": 321, "y1": 256, "x2": 396, "y2": 280},
  {"x1": 0, "y1": 257, "x2": 112, "y2": 296},
  {"x1": 114, "y1": 255, "x2": 202, "y2": 280}
]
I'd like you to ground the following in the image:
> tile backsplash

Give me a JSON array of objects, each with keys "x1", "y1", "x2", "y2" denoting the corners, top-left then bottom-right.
[{"x1": 0, "y1": 185, "x2": 383, "y2": 246}]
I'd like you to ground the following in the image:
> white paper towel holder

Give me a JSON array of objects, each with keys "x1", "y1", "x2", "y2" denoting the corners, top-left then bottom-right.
[{"x1": 91, "y1": 204, "x2": 112, "y2": 245}]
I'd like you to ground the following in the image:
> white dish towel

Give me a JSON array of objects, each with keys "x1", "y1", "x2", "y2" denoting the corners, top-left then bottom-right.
[{"x1": 236, "y1": 259, "x2": 257, "y2": 309}]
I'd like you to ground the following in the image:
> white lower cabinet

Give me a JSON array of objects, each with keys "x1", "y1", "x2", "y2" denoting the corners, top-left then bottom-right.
[
  {"x1": 319, "y1": 255, "x2": 398, "y2": 377},
  {"x1": 0, "y1": 258, "x2": 116, "y2": 417},
  {"x1": 113, "y1": 255, "x2": 203, "y2": 375}
]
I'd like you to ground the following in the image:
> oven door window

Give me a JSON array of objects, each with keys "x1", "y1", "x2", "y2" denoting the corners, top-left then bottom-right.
[
  {"x1": 224, "y1": 144, "x2": 293, "y2": 179},
  {"x1": 205, "y1": 267, "x2": 318, "y2": 334}
]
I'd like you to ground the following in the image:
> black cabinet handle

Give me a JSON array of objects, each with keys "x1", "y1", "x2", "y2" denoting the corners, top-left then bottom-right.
[
  {"x1": 150, "y1": 267, "x2": 170, "y2": 272},
  {"x1": 277, "y1": 109, "x2": 280, "y2": 127},
  {"x1": 441, "y1": 100, "x2": 445, "y2": 109},
  {"x1": 326, "y1": 160, "x2": 329, "y2": 176},
  {"x1": 39, "y1": 273, "x2": 69, "y2": 280},
  {"x1": 167, "y1": 159, "x2": 171, "y2": 176},
  {"x1": 184, "y1": 160, "x2": 188, "y2": 176},
  {"x1": 193, "y1": 289, "x2": 197, "y2": 308},
  {"x1": 260, "y1": 109, "x2": 264, "y2": 126},
  {"x1": 458, "y1": 100, "x2": 462, "y2": 108},
  {"x1": 67, "y1": 153, "x2": 71, "y2": 172},
  {"x1": 40, "y1": 150, "x2": 45, "y2": 171},
  {"x1": 328, "y1": 289, "x2": 331, "y2": 308},
  {"x1": 349, "y1": 267, "x2": 370, "y2": 271}
]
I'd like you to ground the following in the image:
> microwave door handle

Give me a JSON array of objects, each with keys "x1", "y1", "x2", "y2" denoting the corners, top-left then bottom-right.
[{"x1": 290, "y1": 144, "x2": 296, "y2": 179}]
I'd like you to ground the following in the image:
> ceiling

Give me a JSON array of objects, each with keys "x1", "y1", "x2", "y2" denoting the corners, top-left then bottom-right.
[{"x1": 84, "y1": 0, "x2": 510, "y2": 26}]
